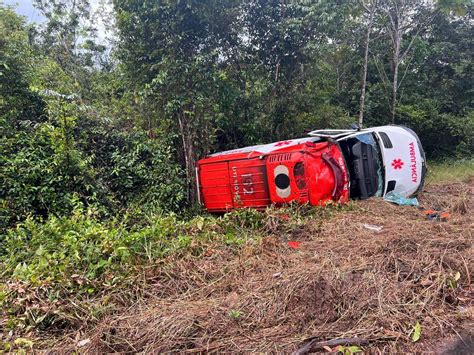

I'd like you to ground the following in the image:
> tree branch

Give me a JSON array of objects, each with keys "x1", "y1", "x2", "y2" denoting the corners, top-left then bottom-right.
[
  {"x1": 398, "y1": 48, "x2": 416, "y2": 90},
  {"x1": 293, "y1": 337, "x2": 369, "y2": 355}
]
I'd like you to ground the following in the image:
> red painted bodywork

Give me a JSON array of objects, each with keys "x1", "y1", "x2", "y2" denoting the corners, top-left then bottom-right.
[{"x1": 197, "y1": 138, "x2": 349, "y2": 212}]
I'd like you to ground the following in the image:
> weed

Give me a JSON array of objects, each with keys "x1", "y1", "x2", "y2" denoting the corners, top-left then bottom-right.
[
  {"x1": 228, "y1": 309, "x2": 243, "y2": 319},
  {"x1": 337, "y1": 345, "x2": 362, "y2": 354}
]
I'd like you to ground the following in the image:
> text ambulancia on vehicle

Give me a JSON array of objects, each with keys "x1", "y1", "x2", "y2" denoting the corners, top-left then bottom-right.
[{"x1": 196, "y1": 125, "x2": 426, "y2": 212}]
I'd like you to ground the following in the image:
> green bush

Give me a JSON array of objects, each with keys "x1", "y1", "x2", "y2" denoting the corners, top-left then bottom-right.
[
  {"x1": 0, "y1": 126, "x2": 102, "y2": 229},
  {"x1": 0, "y1": 202, "x2": 353, "y2": 328},
  {"x1": 397, "y1": 102, "x2": 473, "y2": 158},
  {"x1": 1, "y1": 98, "x2": 186, "y2": 230},
  {"x1": 104, "y1": 131, "x2": 185, "y2": 213},
  {"x1": 1, "y1": 98, "x2": 108, "y2": 229},
  {"x1": 2, "y1": 208, "x2": 177, "y2": 286}
]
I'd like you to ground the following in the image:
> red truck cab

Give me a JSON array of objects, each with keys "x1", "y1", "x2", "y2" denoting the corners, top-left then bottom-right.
[{"x1": 197, "y1": 137, "x2": 349, "y2": 212}]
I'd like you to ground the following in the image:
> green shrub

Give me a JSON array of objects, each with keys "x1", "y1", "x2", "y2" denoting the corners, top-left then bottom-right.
[
  {"x1": 0, "y1": 200, "x2": 356, "y2": 330},
  {"x1": 0, "y1": 127, "x2": 102, "y2": 229},
  {"x1": 104, "y1": 130, "x2": 185, "y2": 213},
  {"x1": 0, "y1": 100, "x2": 108, "y2": 230},
  {"x1": 1, "y1": 99, "x2": 186, "y2": 230},
  {"x1": 397, "y1": 102, "x2": 473, "y2": 158}
]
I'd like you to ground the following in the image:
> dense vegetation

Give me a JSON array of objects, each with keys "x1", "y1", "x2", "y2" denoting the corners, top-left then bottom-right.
[
  {"x1": 0, "y1": 0, "x2": 472, "y2": 347},
  {"x1": 1, "y1": 0, "x2": 472, "y2": 229}
]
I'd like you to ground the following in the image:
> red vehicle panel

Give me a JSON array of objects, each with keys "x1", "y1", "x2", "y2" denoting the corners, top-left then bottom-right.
[
  {"x1": 197, "y1": 138, "x2": 349, "y2": 212},
  {"x1": 228, "y1": 159, "x2": 270, "y2": 209},
  {"x1": 199, "y1": 161, "x2": 233, "y2": 211}
]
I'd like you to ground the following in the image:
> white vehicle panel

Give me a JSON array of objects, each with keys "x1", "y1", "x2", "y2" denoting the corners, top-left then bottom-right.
[
  {"x1": 331, "y1": 125, "x2": 425, "y2": 197},
  {"x1": 371, "y1": 126, "x2": 424, "y2": 197}
]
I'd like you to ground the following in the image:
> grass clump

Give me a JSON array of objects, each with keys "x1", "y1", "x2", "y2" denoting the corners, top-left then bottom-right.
[{"x1": 426, "y1": 159, "x2": 474, "y2": 184}]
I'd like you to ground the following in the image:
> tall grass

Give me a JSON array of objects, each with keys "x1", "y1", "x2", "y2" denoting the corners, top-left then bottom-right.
[{"x1": 426, "y1": 159, "x2": 474, "y2": 184}]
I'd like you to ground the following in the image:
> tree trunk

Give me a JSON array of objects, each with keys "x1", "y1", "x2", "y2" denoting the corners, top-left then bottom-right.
[
  {"x1": 178, "y1": 113, "x2": 197, "y2": 203},
  {"x1": 391, "y1": 61, "x2": 398, "y2": 123},
  {"x1": 358, "y1": 4, "x2": 375, "y2": 128},
  {"x1": 391, "y1": 32, "x2": 400, "y2": 124}
]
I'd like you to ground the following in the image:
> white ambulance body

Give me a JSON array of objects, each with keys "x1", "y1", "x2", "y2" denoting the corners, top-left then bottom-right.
[{"x1": 308, "y1": 125, "x2": 427, "y2": 199}]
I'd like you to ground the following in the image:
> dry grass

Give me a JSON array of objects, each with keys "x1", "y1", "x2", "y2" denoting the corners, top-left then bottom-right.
[{"x1": 38, "y1": 180, "x2": 473, "y2": 353}]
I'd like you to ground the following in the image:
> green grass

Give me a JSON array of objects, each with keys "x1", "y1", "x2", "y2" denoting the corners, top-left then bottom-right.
[{"x1": 426, "y1": 159, "x2": 474, "y2": 185}]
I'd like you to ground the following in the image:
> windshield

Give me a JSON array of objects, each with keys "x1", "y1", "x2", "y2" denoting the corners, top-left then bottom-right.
[{"x1": 338, "y1": 133, "x2": 383, "y2": 199}]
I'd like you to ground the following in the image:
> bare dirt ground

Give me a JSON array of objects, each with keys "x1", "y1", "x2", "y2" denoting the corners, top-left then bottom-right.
[{"x1": 54, "y1": 180, "x2": 473, "y2": 353}]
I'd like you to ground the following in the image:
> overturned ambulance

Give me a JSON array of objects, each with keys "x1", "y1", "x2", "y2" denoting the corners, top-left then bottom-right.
[{"x1": 196, "y1": 125, "x2": 426, "y2": 212}]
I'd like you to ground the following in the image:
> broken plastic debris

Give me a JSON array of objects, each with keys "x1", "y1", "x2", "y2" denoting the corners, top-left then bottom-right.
[
  {"x1": 287, "y1": 241, "x2": 301, "y2": 249},
  {"x1": 439, "y1": 212, "x2": 451, "y2": 220},
  {"x1": 423, "y1": 209, "x2": 451, "y2": 221},
  {"x1": 77, "y1": 338, "x2": 91, "y2": 347},
  {"x1": 363, "y1": 224, "x2": 383, "y2": 232},
  {"x1": 384, "y1": 191, "x2": 419, "y2": 206}
]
